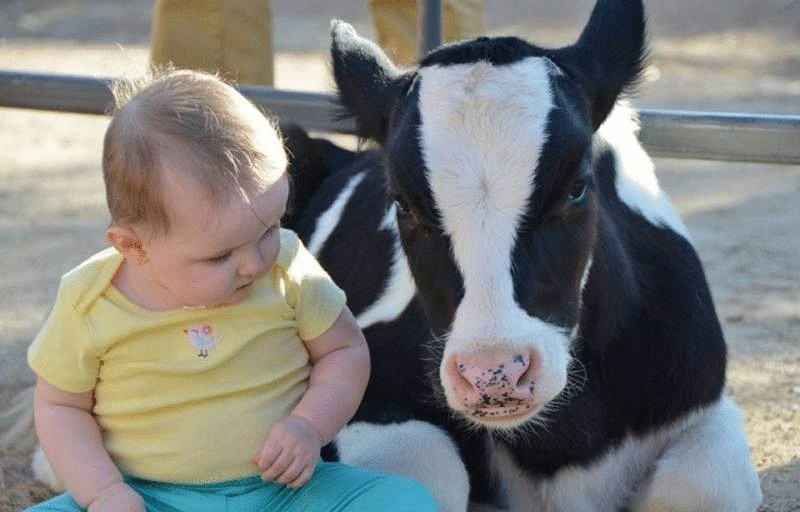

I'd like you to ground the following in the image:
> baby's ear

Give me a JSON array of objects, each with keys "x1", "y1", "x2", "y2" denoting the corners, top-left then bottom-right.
[{"x1": 106, "y1": 226, "x2": 148, "y2": 265}]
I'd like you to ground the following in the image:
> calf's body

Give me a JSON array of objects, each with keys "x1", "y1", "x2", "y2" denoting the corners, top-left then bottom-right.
[{"x1": 282, "y1": 1, "x2": 762, "y2": 509}]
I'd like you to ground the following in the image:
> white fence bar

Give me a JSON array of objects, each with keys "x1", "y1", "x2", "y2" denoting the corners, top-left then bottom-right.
[
  {"x1": 637, "y1": 109, "x2": 800, "y2": 165},
  {"x1": 0, "y1": 71, "x2": 353, "y2": 134},
  {"x1": 1, "y1": 70, "x2": 799, "y2": 165}
]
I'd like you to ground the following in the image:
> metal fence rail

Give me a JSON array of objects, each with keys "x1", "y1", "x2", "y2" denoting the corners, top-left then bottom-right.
[{"x1": 1, "y1": 70, "x2": 799, "y2": 165}]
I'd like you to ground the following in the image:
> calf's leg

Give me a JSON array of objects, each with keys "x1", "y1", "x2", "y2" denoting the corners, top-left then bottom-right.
[
  {"x1": 631, "y1": 396, "x2": 762, "y2": 512},
  {"x1": 335, "y1": 420, "x2": 471, "y2": 512}
]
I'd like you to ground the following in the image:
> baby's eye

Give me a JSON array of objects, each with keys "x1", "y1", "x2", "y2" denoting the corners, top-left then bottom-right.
[{"x1": 207, "y1": 251, "x2": 232, "y2": 264}]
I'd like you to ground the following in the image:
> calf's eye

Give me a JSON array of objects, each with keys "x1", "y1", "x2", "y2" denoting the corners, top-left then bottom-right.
[
  {"x1": 393, "y1": 195, "x2": 411, "y2": 216},
  {"x1": 568, "y1": 179, "x2": 587, "y2": 202}
]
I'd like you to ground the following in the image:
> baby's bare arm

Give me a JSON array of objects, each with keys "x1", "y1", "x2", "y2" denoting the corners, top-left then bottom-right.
[
  {"x1": 292, "y1": 307, "x2": 370, "y2": 444},
  {"x1": 34, "y1": 378, "x2": 143, "y2": 510},
  {"x1": 253, "y1": 307, "x2": 369, "y2": 487}
]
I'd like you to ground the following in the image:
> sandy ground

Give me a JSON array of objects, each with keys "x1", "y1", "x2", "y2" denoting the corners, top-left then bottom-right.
[{"x1": 0, "y1": 1, "x2": 798, "y2": 510}]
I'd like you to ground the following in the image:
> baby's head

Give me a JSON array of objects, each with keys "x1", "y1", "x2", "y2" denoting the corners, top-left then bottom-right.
[
  {"x1": 104, "y1": 69, "x2": 290, "y2": 309},
  {"x1": 104, "y1": 68, "x2": 287, "y2": 236}
]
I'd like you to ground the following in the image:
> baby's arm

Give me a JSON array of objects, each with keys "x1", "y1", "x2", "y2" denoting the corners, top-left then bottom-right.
[
  {"x1": 34, "y1": 377, "x2": 145, "y2": 511},
  {"x1": 291, "y1": 306, "x2": 370, "y2": 443},
  {"x1": 254, "y1": 307, "x2": 369, "y2": 487}
]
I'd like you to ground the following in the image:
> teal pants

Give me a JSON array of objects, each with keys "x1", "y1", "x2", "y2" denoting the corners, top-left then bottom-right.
[{"x1": 25, "y1": 461, "x2": 438, "y2": 512}]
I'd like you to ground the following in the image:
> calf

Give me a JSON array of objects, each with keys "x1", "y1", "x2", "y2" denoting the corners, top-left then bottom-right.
[{"x1": 286, "y1": 1, "x2": 763, "y2": 510}]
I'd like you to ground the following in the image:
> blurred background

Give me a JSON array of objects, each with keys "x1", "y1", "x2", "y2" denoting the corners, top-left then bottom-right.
[
  {"x1": 0, "y1": 1, "x2": 798, "y2": 510},
  {"x1": 0, "y1": 0, "x2": 798, "y2": 111}
]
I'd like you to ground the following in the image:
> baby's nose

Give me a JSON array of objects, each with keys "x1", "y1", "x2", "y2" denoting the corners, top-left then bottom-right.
[{"x1": 238, "y1": 249, "x2": 265, "y2": 278}]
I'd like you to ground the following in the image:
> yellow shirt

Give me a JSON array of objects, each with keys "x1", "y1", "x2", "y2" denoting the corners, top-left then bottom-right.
[{"x1": 28, "y1": 229, "x2": 347, "y2": 484}]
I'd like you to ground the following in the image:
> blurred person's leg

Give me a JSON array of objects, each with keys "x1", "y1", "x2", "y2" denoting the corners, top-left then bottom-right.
[
  {"x1": 369, "y1": 0, "x2": 484, "y2": 66},
  {"x1": 150, "y1": 0, "x2": 274, "y2": 86}
]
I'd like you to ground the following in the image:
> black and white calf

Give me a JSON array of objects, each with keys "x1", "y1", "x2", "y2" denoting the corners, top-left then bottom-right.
[{"x1": 285, "y1": 1, "x2": 762, "y2": 510}]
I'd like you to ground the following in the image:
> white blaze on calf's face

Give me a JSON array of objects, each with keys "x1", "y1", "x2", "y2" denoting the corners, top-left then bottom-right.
[{"x1": 417, "y1": 57, "x2": 571, "y2": 420}]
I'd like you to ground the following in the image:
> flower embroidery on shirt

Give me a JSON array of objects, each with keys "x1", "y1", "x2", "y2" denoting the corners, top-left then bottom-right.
[{"x1": 183, "y1": 323, "x2": 222, "y2": 357}]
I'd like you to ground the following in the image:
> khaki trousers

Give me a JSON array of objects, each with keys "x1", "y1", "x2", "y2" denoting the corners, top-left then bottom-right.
[
  {"x1": 150, "y1": 0, "x2": 273, "y2": 86},
  {"x1": 369, "y1": 0, "x2": 484, "y2": 66},
  {"x1": 150, "y1": 1, "x2": 483, "y2": 84}
]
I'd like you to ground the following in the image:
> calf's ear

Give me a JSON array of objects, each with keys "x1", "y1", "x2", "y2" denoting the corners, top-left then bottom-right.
[
  {"x1": 330, "y1": 20, "x2": 407, "y2": 143},
  {"x1": 553, "y1": 0, "x2": 646, "y2": 130}
]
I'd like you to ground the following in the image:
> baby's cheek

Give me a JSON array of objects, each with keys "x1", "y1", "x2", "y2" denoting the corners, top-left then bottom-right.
[{"x1": 200, "y1": 270, "x2": 233, "y2": 295}]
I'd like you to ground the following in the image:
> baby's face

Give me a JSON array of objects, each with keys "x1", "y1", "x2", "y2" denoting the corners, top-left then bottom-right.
[{"x1": 143, "y1": 173, "x2": 289, "y2": 308}]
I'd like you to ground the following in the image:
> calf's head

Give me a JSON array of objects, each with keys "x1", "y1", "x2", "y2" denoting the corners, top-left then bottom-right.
[{"x1": 331, "y1": 0, "x2": 645, "y2": 428}]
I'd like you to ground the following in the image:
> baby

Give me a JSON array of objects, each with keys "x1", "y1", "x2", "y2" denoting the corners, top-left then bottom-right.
[{"x1": 26, "y1": 70, "x2": 436, "y2": 512}]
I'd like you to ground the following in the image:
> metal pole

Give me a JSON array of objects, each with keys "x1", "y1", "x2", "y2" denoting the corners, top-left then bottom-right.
[
  {"x1": 637, "y1": 109, "x2": 800, "y2": 165},
  {"x1": 0, "y1": 71, "x2": 352, "y2": 134},
  {"x1": 2, "y1": 71, "x2": 800, "y2": 165},
  {"x1": 0, "y1": 72, "x2": 116, "y2": 116},
  {"x1": 419, "y1": 0, "x2": 443, "y2": 60}
]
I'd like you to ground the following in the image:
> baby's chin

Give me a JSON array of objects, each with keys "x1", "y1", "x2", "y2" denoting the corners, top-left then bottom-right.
[{"x1": 221, "y1": 283, "x2": 255, "y2": 305}]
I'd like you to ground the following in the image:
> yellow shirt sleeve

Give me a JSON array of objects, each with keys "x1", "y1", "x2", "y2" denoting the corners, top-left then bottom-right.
[
  {"x1": 28, "y1": 278, "x2": 100, "y2": 393},
  {"x1": 280, "y1": 229, "x2": 348, "y2": 341}
]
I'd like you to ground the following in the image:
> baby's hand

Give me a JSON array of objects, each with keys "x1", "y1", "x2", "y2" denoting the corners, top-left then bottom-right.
[
  {"x1": 87, "y1": 482, "x2": 146, "y2": 512},
  {"x1": 252, "y1": 415, "x2": 322, "y2": 488}
]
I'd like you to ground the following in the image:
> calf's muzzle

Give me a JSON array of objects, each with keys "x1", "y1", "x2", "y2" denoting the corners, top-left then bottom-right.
[{"x1": 445, "y1": 348, "x2": 540, "y2": 419}]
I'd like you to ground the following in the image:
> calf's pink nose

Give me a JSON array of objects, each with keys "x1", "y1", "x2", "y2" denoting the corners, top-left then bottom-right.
[{"x1": 447, "y1": 350, "x2": 537, "y2": 409}]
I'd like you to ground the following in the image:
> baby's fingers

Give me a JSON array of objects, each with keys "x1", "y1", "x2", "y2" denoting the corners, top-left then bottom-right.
[
  {"x1": 275, "y1": 458, "x2": 306, "y2": 486},
  {"x1": 254, "y1": 442, "x2": 283, "y2": 470},
  {"x1": 287, "y1": 464, "x2": 315, "y2": 489},
  {"x1": 261, "y1": 451, "x2": 294, "y2": 482}
]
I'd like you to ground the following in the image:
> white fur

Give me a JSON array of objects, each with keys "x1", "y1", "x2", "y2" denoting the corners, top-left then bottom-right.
[
  {"x1": 492, "y1": 396, "x2": 761, "y2": 511},
  {"x1": 598, "y1": 103, "x2": 690, "y2": 240},
  {"x1": 32, "y1": 444, "x2": 65, "y2": 492},
  {"x1": 306, "y1": 171, "x2": 367, "y2": 256},
  {"x1": 574, "y1": 255, "x2": 594, "y2": 338},
  {"x1": 631, "y1": 396, "x2": 762, "y2": 512},
  {"x1": 336, "y1": 420, "x2": 471, "y2": 512},
  {"x1": 356, "y1": 205, "x2": 417, "y2": 329},
  {"x1": 417, "y1": 58, "x2": 570, "y2": 420},
  {"x1": 579, "y1": 256, "x2": 593, "y2": 294}
]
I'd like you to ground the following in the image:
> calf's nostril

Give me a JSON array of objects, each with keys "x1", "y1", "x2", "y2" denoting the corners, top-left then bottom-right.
[{"x1": 454, "y1": 351, "x2": 536, "y2": 394}]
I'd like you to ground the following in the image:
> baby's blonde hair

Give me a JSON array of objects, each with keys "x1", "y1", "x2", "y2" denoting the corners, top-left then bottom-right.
[{"x1": 103, "y1": 68, "x2": 287, "y2": 236}]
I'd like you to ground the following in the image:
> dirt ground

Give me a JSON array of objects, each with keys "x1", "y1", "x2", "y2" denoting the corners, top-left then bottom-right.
[{"x1": 0, "y1": 1, "x2": 798, "y2": 511}]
